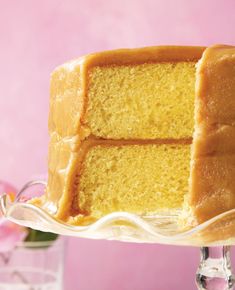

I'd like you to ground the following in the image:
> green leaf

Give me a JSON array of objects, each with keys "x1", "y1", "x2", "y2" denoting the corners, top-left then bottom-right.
[{"x1": 25, "y1": 229, "x2": 58, "y2": 244}]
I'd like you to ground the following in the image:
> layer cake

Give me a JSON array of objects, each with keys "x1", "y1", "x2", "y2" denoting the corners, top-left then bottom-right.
[{"x1": 34, "y1": 45, "x2": 235, "y2": 229}]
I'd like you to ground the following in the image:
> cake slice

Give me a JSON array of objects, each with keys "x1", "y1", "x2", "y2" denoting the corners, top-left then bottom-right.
[{"x1": 35, "y1": 45, "x2": 235, "y2": 229}]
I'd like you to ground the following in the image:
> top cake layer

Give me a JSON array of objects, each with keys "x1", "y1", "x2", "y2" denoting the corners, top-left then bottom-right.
[
  {"x1": 86, "y1": 62, "x2": 195, "y2": 139},
  {"x1": 49, "y1": 46, "x2": 204, "y2": 140}
]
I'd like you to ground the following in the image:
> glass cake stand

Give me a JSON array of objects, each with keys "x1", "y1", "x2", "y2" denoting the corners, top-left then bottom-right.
[{"x1": 1, "y1": 180, "x2": 235, "y2": 289}]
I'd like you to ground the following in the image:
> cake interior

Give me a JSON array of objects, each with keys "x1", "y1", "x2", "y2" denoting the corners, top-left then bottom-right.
[
  {"x1": 85, "y1": 62, "x2": 196, "y2": 139},
  {"x1": 74, "y1": 62, "x2": 196, "y2": 219},
  {"x1": 77, "y1": 144, "x2": 191, "y2": 217}
]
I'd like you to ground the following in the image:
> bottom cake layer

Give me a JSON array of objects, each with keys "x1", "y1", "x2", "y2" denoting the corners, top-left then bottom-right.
[{"x1": 73, "y1": 144, "x2": 191, "y2": 220}]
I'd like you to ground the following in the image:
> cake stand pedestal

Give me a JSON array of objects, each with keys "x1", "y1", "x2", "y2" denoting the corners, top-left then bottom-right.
[
  {"x1": 0, "y1": 180, "x2": 235, "y2": 290},
  {"x1": 197, "y1": 246, "x2": 234, "y2": 290}
]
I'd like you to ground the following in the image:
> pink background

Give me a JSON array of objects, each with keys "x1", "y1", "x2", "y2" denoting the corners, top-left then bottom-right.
[{"x1": 1, "y1": 0, "x2": 235, "y2": 289}]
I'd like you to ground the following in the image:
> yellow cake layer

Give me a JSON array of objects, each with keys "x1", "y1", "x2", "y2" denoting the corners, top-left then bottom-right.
[
  {"x1": 86, "y1": 62, "x2": 196, "y2": 139},
  {"x1": 77, "y1": 144, "x2": 191, "y2": 218}
]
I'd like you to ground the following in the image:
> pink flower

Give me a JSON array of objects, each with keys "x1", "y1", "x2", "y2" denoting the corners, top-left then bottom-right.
[
  {"x1": 0, "y1": 220, "x2": 27, "y2": 252},
  {"x1": 0, "y1": 181, "x2": 27, "y2": 252}
]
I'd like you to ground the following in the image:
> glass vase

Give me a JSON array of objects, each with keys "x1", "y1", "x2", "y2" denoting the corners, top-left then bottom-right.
[{"x1": 0, "y1": 238, "x2": 64, "y2": 290}]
